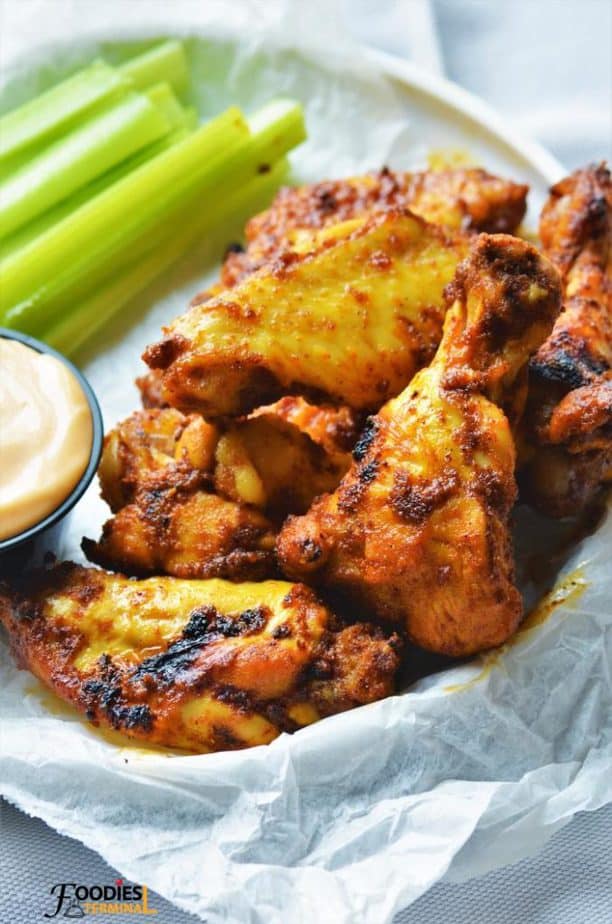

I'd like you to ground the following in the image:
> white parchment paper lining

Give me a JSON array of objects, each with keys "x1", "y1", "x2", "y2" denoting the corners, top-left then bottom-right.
[{"x1": 1, "y1": 5, "x2": 610, "y2": 923}]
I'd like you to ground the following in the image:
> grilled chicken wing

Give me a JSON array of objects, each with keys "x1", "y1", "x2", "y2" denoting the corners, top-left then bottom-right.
[
  {"x1": 213, "y1": 413, "x2": 350, "y2": 519},
  {"x1": 0, "y1": 564, "x2": 401, "y2": 753},
  {"x1": 521, "y1": 164, "x2": 612, "y2": 516},
  {"x1": 144, "y1": 210, "x2": 467, "y2": 417},
  {"x1": 84, "y1": 404, "x2": 352, "y2": 578},
  {"x1": 96, "y1": 407, "x2": 218, "y2": 513},
  {"x1": 83, "y1": 409, "x2": 277, "y2": 580},
  {"x1": 84, "y1": 477, "x2": 277, "y2": 581},
  {"x1": 221, "y1": 167, "x2": 527, "y2": 286},
  {"x1": 278, "y1": 235, "x2": 561, "y2": 656},
  {"x1": 136, "y1": 371, "x2": 359, "y2": 467}
]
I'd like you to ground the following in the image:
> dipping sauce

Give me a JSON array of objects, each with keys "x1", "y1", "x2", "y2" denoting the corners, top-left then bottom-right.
[{"x1": 0, "y1": 338, "x2": 93, "y2": 541}]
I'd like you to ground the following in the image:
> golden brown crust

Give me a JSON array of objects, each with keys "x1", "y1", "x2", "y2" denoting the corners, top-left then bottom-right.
[
  {"x1": 221, "y1": 167, "x2": 528, "y2": 286},
  {"x1": 135, "y1": 371, "x2": 168, "y2": 409},
  {"x1": 84, "y1": 474, "x2": 277, "y2": 581},
  {"x1": 278, "y1": 234, "x2": 561, "y2": 656},
  {"x1": 522, "y1": 164, "x2": 612, "y2": 516},
  {"x1": 86, "y1": 403, "x2": 354, "y2": 578},
  {"x1": 213, "y1": 413, "x2": 350, "y2": 521},
  {"x1": 132, "y1": 371, "x2": 361, "y2": 508},
  {"x1": 144, "y1": 209, "x2": 467, "y2": 417},
  {"x1": 86, "y1": 409, "x2": 277, "y2": 580},
  {"x1": 0, "y1": 565, "x2": 401, "y2": 753},
  {"x1": 252, "y1": 396, "x2": 360, "y2": 458},
  {"x1": 136, "y1": 373, "x2": 361, "y2": 459},
  {"x1": 97, "y1": 407, "x2": 219, "y2": 512}
]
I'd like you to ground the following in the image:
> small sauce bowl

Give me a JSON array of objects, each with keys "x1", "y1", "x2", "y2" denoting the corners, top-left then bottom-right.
[{"x1": 0, "y1": 328, "x2": 103, "y2": 574}]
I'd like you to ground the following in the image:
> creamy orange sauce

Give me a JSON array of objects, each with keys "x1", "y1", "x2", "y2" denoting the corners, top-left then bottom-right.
[{"x1": 0, "y1": 338, "x2": 92, "y2": 540}]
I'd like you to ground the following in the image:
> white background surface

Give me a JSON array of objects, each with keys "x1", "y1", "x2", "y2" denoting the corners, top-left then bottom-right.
[{"x1": 1, "y1": 1, "x2": 611, "y2": 921}]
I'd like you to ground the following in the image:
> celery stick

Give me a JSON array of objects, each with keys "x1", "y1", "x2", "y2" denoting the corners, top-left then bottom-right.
[
  {"x1": 2, "y1": 100, "x2": 304, "y2": 336},
  {"x1": 45, "y1": 158, "x2": 289, "y2": 356},
  {"x1": 146, "y1": 82, "x2": 189, "y2": 130},
  {"x1": 182, "y1": 107, "x2": 199, "y2": 131},
  {"x1": 0, "y1": 60, "x2": 131, "y2": 165},
  {"x1": 119, "y1": 41, "x2": 189, "y2": 95},
  {"x1": 2, "y1": 100, "x2": 305, "y2": 335},
  {"x1": 1, "y1": 119, "x2": 195, "y2": 261},
  {"x1": 0, "y1": 106, "x2": 250, "y2": 327},
  {"x1": 0, "y1": 89, "x2": 172, "y2": 238}
]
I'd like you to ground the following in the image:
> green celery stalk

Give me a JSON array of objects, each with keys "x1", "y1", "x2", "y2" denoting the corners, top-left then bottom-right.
[
  {"x1": 44, "y1": 158, "x2": 289, "y2": 356},
  {"x1": 1, "y1": 100, "x2": 304, "y2": 335},
  {"x1": 0, "y1": 106, "x2": 250, "y2": 328},
  {"x1": 0, "y1": 60, "x2": 131, "y2": 165},
  {"x1": 0, "y1": 42, "x2": 187, "y2": 169},
  {"x1": 1, "y1": 111, "x2": 196, "y2": 262},
  {"x1": 0, "y1": 88, "x2": 172, "y2": 239},
  {"x1": 118, "y1": 41, "x2": 189, "y2": 95},
  {"x1": 180, "y1": 107, "x2": 199, "y2": 132},
  {"x1": 146, "y1": 81, "x2": 189, "y2": 130}
]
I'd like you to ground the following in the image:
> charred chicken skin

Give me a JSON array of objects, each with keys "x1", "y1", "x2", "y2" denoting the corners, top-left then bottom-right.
[
  {"x1": 144, "y1": 209, "x2": 467, "y2": 417},
  {"x1": 521, "y1": 164, "x2": 612, "y2": 516},
  {"x1": 84, "y1": 405, "x2": 351, "y2": 578},
  {"x1": 83, "y1": 408, "x2": 277, "y2": 580},
  {"x1": 0, "y1": 564, "x2": 401, "y2": 753},
  {"x1": 221, "y1": 166, "x2": 528, "y2": 287},
  {"x1": 278, "y1": 234, "x2": 561, "y2": 656}
]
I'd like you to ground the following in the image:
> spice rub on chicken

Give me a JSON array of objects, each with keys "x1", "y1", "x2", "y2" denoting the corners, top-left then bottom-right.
[
  {"x1": 83, "y1": 407, "x2": 277, "y2": 580},
  {"x1": 83, "y1": 403, "x2": 353, "y2": 579},
  {"x1": 0, "y1": 564, "x2": 401, "y2": 753},
  {"x1": 143, "y1": 209, "x2": 467, "y2": 417},
  {"x1": 521, "y1": 164, "x2": 612, "y2": 516},
  {"x1": 221, "y1": 166, "x2": 528, "y2": 286},
  {"x1": 278, "y1": 234, "x2": 561, "y2": 656}
]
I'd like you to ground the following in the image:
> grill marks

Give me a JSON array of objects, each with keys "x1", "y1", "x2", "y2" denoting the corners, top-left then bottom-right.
[
  {"x1": 82, "y1": 656, "x2": 153, "y2": 732},
  {"x1": 352, "y1": 417, "x2": 379, "y2": 462},
  {"x1": 530, "y1": 331, "x2": 608, "y2": 391},
  {"x1": 135, "y1": 604, "x2": 269, "y2": 685},
  {"x1": 132, "y1": 604, "x2": 268, "y2": 687},
  {"x1": 77, "y1": 603, "x2": 273, "y2": 733}
]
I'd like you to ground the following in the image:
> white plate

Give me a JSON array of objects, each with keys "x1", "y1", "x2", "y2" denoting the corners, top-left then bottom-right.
[{"x1": 369, "y1": 48, "x2": 564, "y2": 190}]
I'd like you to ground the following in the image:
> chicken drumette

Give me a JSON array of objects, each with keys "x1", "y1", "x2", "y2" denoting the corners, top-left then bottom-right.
[
  {"x1": 0, "y1": 564, "x2": 401, "y2": 753},
  {"x1": 83, "y1": 408, "x2": 277, "y2": 580},
  {"x1": 84, "y1": 404, "x2": 352, "y2": 578},
  {"x1": 521, "y1": 164, "x2": 612, "y2": 516},
  {"x1": 221, "y1": 166, "x2": 528, "y2": 286},
  {"x1": 278, "y1": 234, "x2": 561, "y2": 656},
  {"x1": 144, "y1": 209, "x2": 467, "y2": 417}
]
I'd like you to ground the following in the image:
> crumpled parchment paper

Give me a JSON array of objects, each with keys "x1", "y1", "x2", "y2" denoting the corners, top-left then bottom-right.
[{"x1": 1, "y1": 4, "x2": 610, "y2": 923}]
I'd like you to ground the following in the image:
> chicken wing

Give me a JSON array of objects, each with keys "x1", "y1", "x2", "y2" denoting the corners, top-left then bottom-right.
[
  {"x1": 213, "y1": 412, "x2": 350, "y2": 519},
  {"x1": 84, "y1": 404, "x2": 352, "y2": 577},
  {"x1": 221, "y1": 167, "x2": 528, "y2": 286},
  {"x1": 0, "y1": 564, "x2": 401, "y2": 753},
  {"x1": 144, "y1": 209, "x2": 467, "y2": 417},
  {"x1": 521, "y1": 164, "x2": 612, "y2": 516},
  {"x1": 278, "y1": 234, "x2": 561, "y2": 656},
  {"x1": 136, "y1": 371, "x2": 359, "y2": 468},
  {"x1": 83, "y1": 409, "x2": 277, "y2": 580},
  {"x1": 96, "y1": 406, "x2": 218, "y2": 513}
]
